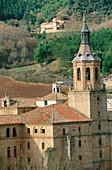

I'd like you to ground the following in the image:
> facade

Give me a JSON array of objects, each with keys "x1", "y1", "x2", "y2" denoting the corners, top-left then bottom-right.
[
  {"x1": 0, "y1": 13, "x2": 112, "y2": 170},
  {"x1": 41, "y1": 18, "x2": 64, "y2": 33}
]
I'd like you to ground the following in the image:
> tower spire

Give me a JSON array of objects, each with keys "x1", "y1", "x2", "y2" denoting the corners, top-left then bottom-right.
[{"x1": 83, "y1": 11, "x2": 86, "y2": 24}]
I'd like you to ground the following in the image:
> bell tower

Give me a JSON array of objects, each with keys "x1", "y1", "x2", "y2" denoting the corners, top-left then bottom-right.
[
  {"x1": 73, "y1": 12, "x2": 101, "y2": 92},
  {"x1": 68, "y1": 12, "x2": 107, "y2": 119}
]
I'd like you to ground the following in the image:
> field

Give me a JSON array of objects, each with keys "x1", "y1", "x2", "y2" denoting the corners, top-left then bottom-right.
[{"x1": 0, "y1": 76, "x2": 68, "y2": 98}]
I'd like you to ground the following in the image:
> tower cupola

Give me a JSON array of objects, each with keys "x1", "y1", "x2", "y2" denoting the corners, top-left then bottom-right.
[{"x1": 52, "y1": 81, "x2": 61, "y2": 93}]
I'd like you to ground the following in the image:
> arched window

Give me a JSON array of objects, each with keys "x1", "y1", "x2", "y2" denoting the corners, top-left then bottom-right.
[
  {"x1": 86, "y1": 67, "x2": 90, "y2": 80},
  {"x1": 77, "y1": 68, "x2": 81, "y2": 81},
  {"x1": 13, "y1": 127, "x2": 16, "y2": 137},
  {"x1": 6, "y1": 128, "x2": 10, "y2": 137},
  {"x1": 4, "y1": 100, "x2": 7, "y2": 107},
  {"x1": 34, "y1": 127, "x2": 37, "y2": 133},
  {"x1": 95, "y1": 67, "x2": 98, "y2": 80},
  {"x1": 41, "y1": 127, "x2": 45, "y2": 134}
]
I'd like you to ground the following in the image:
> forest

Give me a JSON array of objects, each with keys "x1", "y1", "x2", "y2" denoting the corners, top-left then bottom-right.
[
  {"x1": 0, "y1": 0, "x2": 112, "y2": 28},
  {"x1": 35, "y1": 28, "x2": 112, "y2": 76}
]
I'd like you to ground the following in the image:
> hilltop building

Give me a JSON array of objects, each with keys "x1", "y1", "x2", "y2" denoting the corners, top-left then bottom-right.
[
  {"x1": 41, "y1": 18, "x2": 64, "y2": 33},
  {"x1": 0, "y1": 13, "x2": 112, "y2": 170}
]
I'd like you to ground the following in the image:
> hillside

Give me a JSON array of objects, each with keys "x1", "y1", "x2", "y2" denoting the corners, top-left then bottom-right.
[{"x1": 0, "y1": 0, "x2": 112, "y2": 32}]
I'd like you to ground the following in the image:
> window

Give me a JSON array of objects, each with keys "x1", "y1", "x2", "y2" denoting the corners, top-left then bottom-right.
[
  {"x1": 98, "y1": 123, "x2": 101, "y2": 130},
  {"x1": 86, "y1": 67, "x2": 90, "y2": 80},
  {"x1": 42, "y1": 143, "x2": 45, "y2": 149},
  {"x1": 7, "y1": 147, "x2": 10, "y2": 158},
  {"x1": 95, "y1": 67, "x2": 98, "y2": 80},
  {"x1": 79, "y1": 155, "x2": 82, "y2": 160},
  {"x1": 27, "y1": 157, "x2": 31, "y2": 163},
  {"x1": 27, "y1": 127, "x2": 30, "y2": 133},
  {"x1": 13, "y1": 127, "x2": 16, "y2": 137},
  {"x1": 77, "y1": 68, "x2": 81, "y2": 81},
  {"x1": 57, "y1": 87, "x2": 59, "y2": 93},
  {"x1": 99, "y1": 138, "x2": 101, "y2": 146},
  {"x1": 14, "y1": 146, "x2": 16, "y2": 157},
  {"x1": 97, "y1": 97, "x2": 100, "y2": 104},
  {"x1": 35, "y1": 128, "x2": 37, "y2": 133},
  {"x1": 20, "y1": 144, "x2": 22, "y2": 150},
  {"x1": 79, "y1": 127, "x2": 81, "y2": 132},
  {"x1": 6, "y1": 128, "x2": 10, "y2": 137},
  {"x1": 100, "y1": 150, "x2": 102, "y2": 158},
  {"x1": 53, "y1": 88, "x2": 55, "y2": 93},
  {"x1": 98, "y1": 111, "x2": 100, "y2": 118},
  {"x1": 79, "y1": 140, "x2": 81, "y2": 147},
  {"x1": 41, "y1": 128, "x2": 45, "y2": 134},
  {"x1": 44, "y1": 100, "x2": 47, "y2": 106},
  {"x1": 4, "y1": 100, "x2": 7, "y2": 107},
  {"x1": 7, "y1": 166, "x2": 10, "y2": 170},
  {"x1": 28, "y1": 142, "x2": 30, "y2": 149},
  {"x1": 85, "y1": 34, "x2": 87, "y2": 42},
  {"x1": 63, "y1": 128, "x2": 65, "y2": 135}
]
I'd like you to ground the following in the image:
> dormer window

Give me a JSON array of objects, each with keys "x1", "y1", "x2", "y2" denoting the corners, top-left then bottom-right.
[
  {"x1": 78, "y1": 53, "x2": 82, "y2": 57},
  {"x1": 93, "y1": 53, "x2": 96, "y2": 56},
  {"x1": 86, "y1": 53, "x2": 89, "y2": 57}
]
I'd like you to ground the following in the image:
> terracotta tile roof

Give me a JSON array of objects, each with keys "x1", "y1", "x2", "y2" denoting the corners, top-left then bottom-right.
[
  {"x1": 0, "y1": 115, "x2": 22, "y2": 125},
  {"x1": 21, "y1": 104, "x2": 91, "y2": 124},
  {"x1": 36, "y1": 93, "x2": 67, "y2": 101}
]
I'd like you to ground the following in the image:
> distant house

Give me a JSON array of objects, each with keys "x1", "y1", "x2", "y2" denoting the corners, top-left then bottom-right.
[{"x1": 41, "y1": 18, "x2": 64, "y2": 33}]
